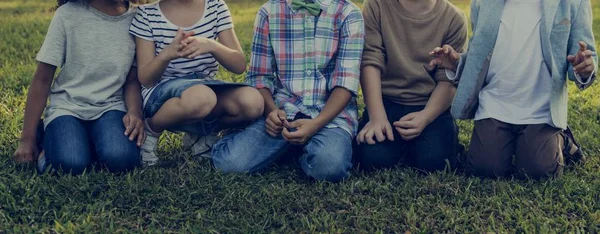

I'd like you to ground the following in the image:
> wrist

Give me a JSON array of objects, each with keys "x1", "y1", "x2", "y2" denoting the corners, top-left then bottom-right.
[
  {"x1": 128, "y1": 109, "x2": 143, "y2": 117},
  {"x1": 420, "y1": 109, "x2": 437, "y2": 125},
  {"x1": 157, "y1": 50, "x2": 175, "y2": 61},
  {"x1": 20, "y1": 134, "x2": 36, "y2": 143}
]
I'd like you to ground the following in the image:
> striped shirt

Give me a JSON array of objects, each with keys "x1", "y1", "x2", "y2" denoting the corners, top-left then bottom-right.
[
  {"x1": 246, "y1": 0, "x2": 365, "y2": 136},
  {"x1": 129, "y1": 0, "x2": 233, "y2": 106}
]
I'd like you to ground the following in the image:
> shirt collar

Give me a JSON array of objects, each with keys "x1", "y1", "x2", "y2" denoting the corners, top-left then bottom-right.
[{"x1": 286, "y1": 0, "x2": 331, "y2": 12}]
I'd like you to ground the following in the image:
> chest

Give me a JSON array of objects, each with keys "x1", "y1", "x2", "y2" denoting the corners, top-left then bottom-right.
[{"x1": 269, "y1": 12, "x2": 341, "y2": 68}]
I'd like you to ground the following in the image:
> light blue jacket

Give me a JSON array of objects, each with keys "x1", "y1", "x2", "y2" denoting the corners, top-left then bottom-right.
[{"x1": 452, "y1": 0, "x2": 597, "y2": 129}]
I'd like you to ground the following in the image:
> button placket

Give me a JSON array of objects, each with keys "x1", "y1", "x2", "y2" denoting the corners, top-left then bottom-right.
[{"x1": 303, "y1": 15, "x2": 316, "y2": 105}]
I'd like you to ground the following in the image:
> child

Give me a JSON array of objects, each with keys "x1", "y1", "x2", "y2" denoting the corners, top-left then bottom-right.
[
  {"x1": 356, "y1": 0, "x2": 467, "y2": 172},
  {"x1": 12, "y1": 0, "x2": 144, "y2": 175},
  {"x1": 129, "y1": 0, "x2": 264, "y2": 166},
  {"x1": 430, "y1": 0, "x2": 596, "y2": 179},
  {"x1": 211, "y1": 0, "x2": 365, "y2": 182}
]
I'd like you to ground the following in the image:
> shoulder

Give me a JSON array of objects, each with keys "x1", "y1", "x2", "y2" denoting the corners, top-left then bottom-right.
[
  {"x1": 54, "y1": 1, "x2": 85, "y2": 18},
  {"x1": 443, "y1": 1, "x2": 467, "y2": 26},
  {"x1": 330, "y1": 0, "x2": 363, "y2": 22},
  {"x1": 257, "y1": 0, "x2": 283, "y2": 15}
]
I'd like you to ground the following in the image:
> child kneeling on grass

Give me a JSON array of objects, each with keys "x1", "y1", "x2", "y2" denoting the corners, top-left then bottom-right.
[
  {"x1": 210, "y1": 0, "x2": 365, "y2": 182},
  {"x1": 356, "y1": 0, "x2": 468, "y2": 172},
  {"x1": 130, "y1": 0, "x2": 264, "y2": 166},
  {"x1": 430, "y1": 0, "x2": 596, "y2": 179},
  {"x1": 13, "y1": 0, "x2": 144, "y2": 175}
]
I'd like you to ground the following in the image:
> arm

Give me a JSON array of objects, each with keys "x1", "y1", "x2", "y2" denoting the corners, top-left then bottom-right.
[
  {"x1": 13, "y1": 63, "x2": 55, "y2": 162},
  {"x1": 211, "y1": 29, "x2": 246, "y2": 74},
  {"x1": 567, "y1": 0, "x2": 597, "y2": 90},
  {"x1": 135, "y1": 38, "x2": 170, "y2": 88},
  {"x1": 122, "y1": 67, "x2": 146, "y2": 146},
  {"x1": 357, "y1": 0, "x2": 396, "y2": 144}
]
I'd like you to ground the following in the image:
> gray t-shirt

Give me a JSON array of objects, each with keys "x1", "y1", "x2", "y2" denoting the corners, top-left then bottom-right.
[{"x1": 36, "y1": 2, "x2": 136, "y2": 128}]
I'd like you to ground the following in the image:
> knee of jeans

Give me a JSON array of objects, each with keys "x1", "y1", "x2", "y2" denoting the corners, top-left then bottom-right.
[
  {"x1": 50, "y1": 156, "x2": 90, "y2": 175},
  {"x1": 356, "y1": 143, "x2": 396, "y2": 170},
  {"x1": 98, "y1": 147, "x2": 140, "y2": 173},
  {"x1": 468, "y1": 155, "x2": 510, "y2": 178},
  {"x1": 303, "y1": 147, "x2": 351, "y2": 182},
  {"x1": 212, "y1": 137, "x2": 255, "y2": 173}
]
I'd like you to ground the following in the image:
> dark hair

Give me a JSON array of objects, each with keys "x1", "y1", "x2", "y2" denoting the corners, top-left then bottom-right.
[{"x1": 57, "y1": 0, "x2": 130, "y2": 9}]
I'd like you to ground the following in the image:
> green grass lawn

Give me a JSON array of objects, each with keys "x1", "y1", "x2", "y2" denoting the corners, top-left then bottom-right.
[{"x1": 1, "y1": 0, "x2": 599, "y2": 232}]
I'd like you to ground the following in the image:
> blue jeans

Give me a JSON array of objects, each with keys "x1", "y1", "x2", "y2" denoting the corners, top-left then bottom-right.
[
  {"x1": 356, "y1": 99, "x2": 458, "y2": 172},
  {"x1": 144, "y1": 73, "x2": 247, "y2": 135},
  {"x1": 43, "y1": 111, "x2": 141, "y2": 175},
  {"x1": 212, "y1": 118, "x2": 353, "y2": 182}
]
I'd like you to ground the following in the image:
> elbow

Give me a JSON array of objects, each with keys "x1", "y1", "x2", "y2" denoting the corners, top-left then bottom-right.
[{"x1": 231, "y1": 62, "x2": 247, "y2": 75}]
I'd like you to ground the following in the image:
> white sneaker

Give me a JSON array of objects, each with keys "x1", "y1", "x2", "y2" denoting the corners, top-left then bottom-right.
[
  {"x1": 141, "y1": 120, "x2": 161, "y2": 167},
  {"x1": 183, "y1": 132, "x2": 221, "y2": 158}
]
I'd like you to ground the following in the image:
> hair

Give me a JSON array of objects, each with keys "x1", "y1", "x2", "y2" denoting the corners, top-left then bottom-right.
[{"x1": 56, "y1": 0, "x2": 130, "y2": 9}]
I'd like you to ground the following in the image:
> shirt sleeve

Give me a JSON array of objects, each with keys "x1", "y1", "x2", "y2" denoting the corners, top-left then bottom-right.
[
  {"x1": 435, "y1": 12, "x2": 469, "y2": 82},
  {"x1": 360, "y1": 0, "x2": 385, "y2": 73},
  {"x1": 36, "y1": 11, "x2": 66, "y2": 68},
  {"x1": 215, "y1": 0, "x2": 234, "y2": 33},
  {"x1": 328, "y1": 7, "x2": 365, "y2": 96},
  {"x1": 245, "y1": 8, "x2": 276, "y2": 93},
  {"x1": 129, "y1": 7, "x2": 153, "y2": 41},
  {"x1": 567, "y1": 0, "x2": 597, "y2": 90}
]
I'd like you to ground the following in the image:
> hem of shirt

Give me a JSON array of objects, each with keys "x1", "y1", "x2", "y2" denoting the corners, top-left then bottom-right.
[
  {"x1": 324, "y1": 124, "x2": 355, "y2": 138},
  {"x1": 474, "y1": 114, "x2": 555, "y2": 128},
  {"x1": 383, "y1": 96, "x2": 430, "y2": 106},
  {"x1": 36, "y1": 56, "x2": 62, "y2": 68},
  {"x1": 43, "y1": 106, "x2": 128, "y2": 129}
]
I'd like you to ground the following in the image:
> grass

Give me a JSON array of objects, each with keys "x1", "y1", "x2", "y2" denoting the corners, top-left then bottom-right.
[{"x1": 1, "y1": 0, "x2": 599, "y2": 232}]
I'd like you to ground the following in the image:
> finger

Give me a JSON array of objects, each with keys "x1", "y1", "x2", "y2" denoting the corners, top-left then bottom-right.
[
  {"x1": 179, "y1": 46, "x2": 196, "y2": 58},
  {"x1": 394, "y1": 121, "x2": 415, "y2": 129},
  {"x1": 573, "y1": 59, "x2": 593, "y2": 72},
  {"x1": 266, "y1": 128, "x2": 278, "y2": 137},
  {"x1": 138, "y1": 130, "x2": 146, "y2": 147},
  {"x1": 374, "y1": 128, "x2": 386, "y2": 143},
  {"x1": 385, "y1": 124, "x2": 395, "y2": 141},
  {"x1": 402, "y1": 134, "x2": 420, "y2": 141},
  {"x1": 356, "y1": 129, "x2": 366, "y2": 144},
  {"x1": 365, "y1": 130, "x2": 376, "y2": 145},
  {"x1": 443, "y1": 44, "x2": 454, "y2": 54},
  {"x1": 399, "y1": 113, "x2": 416, "y2": 122},
  {"x1": 429, "y1": 58, "x2": 441, "y2": 68},
  {"x1": 269, "y1": 114, "x2": 283, "y2": 127},
  {"x1": 281, "y1": 128, "x2": 292, "y2": 141},
  {"x1": 187, "y1": 50, "x2": 204, "y2": 59},
  {"x1": 398, "y1": 128, "x2": 420, "y2": 137},
  {"x1": 286, "y1": 120, "x2": 303, "y2": 129},
  {"x1": 122, "y1": 115, "x2": 130, "y2": 133},
  {"x1": 567, "y1": 55, "x2": 577, "y2": 64},
  {"x1": 429, "y1": 47, "x2": 443, "y2": 55},
  {"x1": 579, "y1": 41, "x2": 587, "y2": 52},
  {"x1": 174, "y1": 28, "x2": 184, "y2": 41},
  {"x1": 277, "y1": 110, "x2": 287, "y2": 122},
  {"x1": 129, "y1": 127, "x2": 139, "y2": 142},
  {"x1": 124, "y1": 119, "x2": 134, "y2": 137}
]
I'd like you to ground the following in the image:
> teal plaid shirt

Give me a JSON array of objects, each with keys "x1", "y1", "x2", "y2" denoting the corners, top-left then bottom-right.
[{"x1": 246, "y1": 0, "x2": 365, "y2": 136}]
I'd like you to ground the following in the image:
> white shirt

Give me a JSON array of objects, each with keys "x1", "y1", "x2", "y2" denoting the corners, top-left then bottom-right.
[{"x1": 475, "y1": 0, "x2": 553, "y2": 125}]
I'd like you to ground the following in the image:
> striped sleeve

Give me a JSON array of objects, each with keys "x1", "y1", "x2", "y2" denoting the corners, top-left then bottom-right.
[
  {"x1": 129, "y1": 7, "x2": 153, "y2": 41},
  {"x1": 215, "y1": 0, "x2": 233, "y2": 33}
]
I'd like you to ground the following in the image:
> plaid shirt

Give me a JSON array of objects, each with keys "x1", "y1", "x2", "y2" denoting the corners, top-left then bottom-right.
[{"x1": 246, "y1": 0, "x2": 365, "y2": 136}]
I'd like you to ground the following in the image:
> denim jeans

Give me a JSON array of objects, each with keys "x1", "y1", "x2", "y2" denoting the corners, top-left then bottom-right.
[
  {"x1": 212, "y1": 118, "x2": 353, "y2": 182},
  {"x1": 356, "y1": 99, "x2": 458, "y2": 172},
  {"x1": 43, "y1": 110, "x2": 141, "y2": 175}
]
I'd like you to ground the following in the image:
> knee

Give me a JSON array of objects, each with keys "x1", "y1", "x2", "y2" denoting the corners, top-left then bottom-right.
[
  {"x1": 356, "y1": 143, "x2": 397, "y2": 171},
  {"x1": 303, "y1": 146, "x2": 352, "y2": 182},
  {"x1": 467, "y1": 154, "x2": 510, "y2": 178},
  {"x1": 98, "y1": 146, "x2": 140, "y2": 173},
  {"x1": 211, "y1": 136, "x2": 255, "y2": 173},
  {"x1": 50, "y1": 156, "x2": 90, "y2": 175},
  {"x1": 234, "y1": 88, "x2": 265, "y2": 120},
  {"x1": 181, "y1": 89, "x2": 217, "y2": 120},
  {"x1": 516, "y1": 160, "x2": 562, "y2": 180}
]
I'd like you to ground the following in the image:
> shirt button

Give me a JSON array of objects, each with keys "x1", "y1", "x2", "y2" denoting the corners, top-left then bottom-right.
[{"x1": 306, "y1": 70, "x2": 312, "y2": 75}]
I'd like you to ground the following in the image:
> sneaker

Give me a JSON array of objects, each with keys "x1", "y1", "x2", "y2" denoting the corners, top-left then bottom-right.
[
  {"x1": 183, "y1": 132, "x2": 221, "y2": 159},
  {"x1": 141, "y1": 119, "x2": 161, "y2": 167},
  {"x1": 561, "y1": 126, "x2": 585, "y2": 164},
  {"x1": 37, "y1": 151, "x2": 48, "y2": 174}
]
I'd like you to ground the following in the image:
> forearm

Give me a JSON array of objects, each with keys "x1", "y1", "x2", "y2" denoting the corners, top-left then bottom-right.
[
  {"x1": 124, "y1": 72, "x2": 143, "y2": 116},
  {"x1": 258, "y1": 88, "x2": 277, "y2": 116},
  {"x1": 361, "y1": 66, "x2": 387, "y2": 120},
  {"x1": 21, "y1": 77, "x2": 52, "y2": 141},
  {"x1": 210, "y1": 40, "x2": 246, "y2": 74},
  {"x1": 314, "y1": 87, "x2": 352, "y2": 128},
  {"x1": 137, "y1": 52, "x2": 171, "y2": 88},
  {"x1": 421, "y1": 82, "x2": 455, "y2": 123}
]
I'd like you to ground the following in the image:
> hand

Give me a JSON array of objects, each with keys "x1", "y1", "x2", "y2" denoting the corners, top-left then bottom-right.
[
  {"x1": 429, "y1": 45, "x2": 460, "y2": 72},
  {"x1": 13, "y1": 139, "x2": 38, "y2": 163},
  {"x1": 123, "y1": 112, "x2": 146, "y2": 147},
  {"x1": 393, "y1": 111, "x2": 432, "y2": 141},
  {"x1": 162, "y1": 28, "x2": 194, "y2": 60},
  {"x1": 356, "y1": 118, "x2": 394, "y2": 145},
  {"x1": 567, "y1": 41, "x2": 596, "y2": 78},
  {"x1": 282, "y1": 119, "x2": 321, "y2": 145},
  {"x1": 178, "y1": 36, "x2": 215, "y2": 59},
  {"x1": 266, "y1": 109, "x2": 287, "y2": 137}
]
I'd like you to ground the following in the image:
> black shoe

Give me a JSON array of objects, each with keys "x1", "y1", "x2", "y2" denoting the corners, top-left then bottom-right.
[{"x1": 561, "y1": 126, "x2": 585, "y2": 164}]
